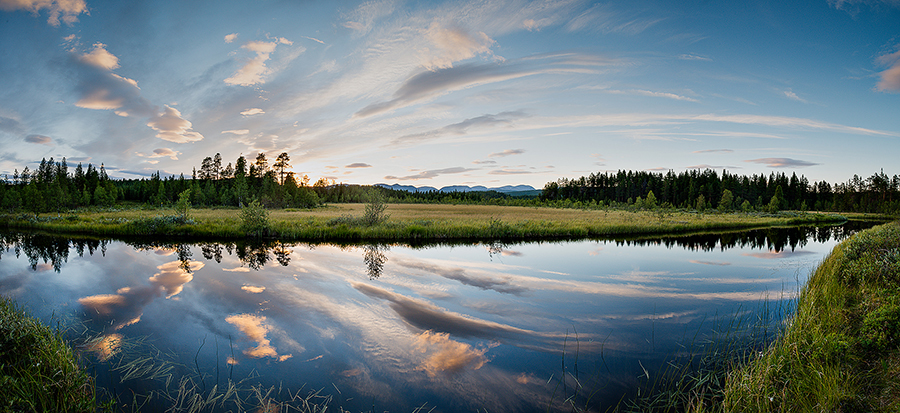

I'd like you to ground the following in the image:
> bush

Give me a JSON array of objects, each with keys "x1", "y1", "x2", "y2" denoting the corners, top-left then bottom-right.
[
  {"x1": 174, "y1": 188, "x2": 192, "y2": 220},
  {"x1": 363, "y1": 189, "x2": 389, "y2": 226},
  {"x1": 240, "y1": 200, "x2": 270, "y2": 237}
]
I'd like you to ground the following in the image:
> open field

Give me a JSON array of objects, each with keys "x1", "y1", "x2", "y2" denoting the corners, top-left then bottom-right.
[{"x1": 1, "y1": 203, "x2": 848, "y2": 241}]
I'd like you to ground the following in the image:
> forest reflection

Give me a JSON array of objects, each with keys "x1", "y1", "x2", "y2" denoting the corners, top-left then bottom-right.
[{"x1": 0, "y1": 221, "x2": 880, "y2": 276}]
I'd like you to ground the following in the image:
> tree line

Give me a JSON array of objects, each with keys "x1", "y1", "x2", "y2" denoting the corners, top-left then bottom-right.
[
  {"x1": 540, "y1": 169, "x2": 900, "y2": 214},
  {"x1": 2, "y1": 154, "x2": 898, "y2": 215},
  {"x1": 0, "y1": 157, "x2": 117, "y2": 212}
]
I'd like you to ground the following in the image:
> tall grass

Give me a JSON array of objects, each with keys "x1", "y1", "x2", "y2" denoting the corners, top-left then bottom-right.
[
  {"x1": 720, "y1": 221, "x2": 900, "y2": 412},
  {"x1": 0, "y1": 296, "x2": 108, "y2": 412}
]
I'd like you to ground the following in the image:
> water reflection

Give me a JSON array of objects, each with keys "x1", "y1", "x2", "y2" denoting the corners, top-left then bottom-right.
[
  {"x1": 363, "y1": 244, "x2": 389, "y2": 279},
  {"x1": 0, "y1": 221, "x2": 884, "y2": 412}
]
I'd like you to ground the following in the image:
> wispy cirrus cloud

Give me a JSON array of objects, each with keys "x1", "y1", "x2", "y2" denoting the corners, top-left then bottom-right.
[
  {"x1": 385, "y1": 167, "x2": 475, "y2": 181},
  {"x1": 693, "y1": 149, "x2": 733, "y2": 153},
  {"x1": 394, "y1": 111, "x2": 527, "y2": 144},
  {"x1": 225, "y1": 38, "x2": 299, "y2": 86},
  {"x1": 356, "y1": 54, "x2": 617, "y2": 118},
  {"x1": 743, "y1": 158, "x2": 819, "y2": 168},
  {"x1": 488, "y1": 149, "x2": 525, "y2": 157},
  {"x1": 607, "y1": 89, "x2": 699, "y2": 102},
  {"x1": 783, "y1": 89, "x2": 807, "y2": 103}
]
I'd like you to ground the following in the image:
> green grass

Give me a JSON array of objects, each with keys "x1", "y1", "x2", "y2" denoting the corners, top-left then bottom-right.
[
  {"x1": 0, "y1": 296, "x2": 106, "y2": 412},
  {"x1": 716, "y1": 221, "x2": 900, "y2": 412},
  {"x1": 0, "y1": 203, "x2": 847, "y2": 242}
]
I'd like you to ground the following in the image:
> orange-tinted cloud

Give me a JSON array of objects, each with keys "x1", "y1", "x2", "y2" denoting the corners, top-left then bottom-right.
[
  {"x1": 146, "y1": 106, "x2": 205, "y2": 143},
  {"x1": 414, "y1": 330, "x2": 489, "y2": 376},
  {"x1": 876, "y1": 49, "x2": 900, "y2": 92},
  {"x1": 0, "y1": 0, "x2": 88, "y2": 26},
  {"x1": 149, "y1": 260, "x2": 202, "y2": 298},
  {"x1": 421, "y1": 22, "x2": 495, "y2": 70},
  {"x1": 225, "y1": 313, "x2": 292, "y2": 361}
]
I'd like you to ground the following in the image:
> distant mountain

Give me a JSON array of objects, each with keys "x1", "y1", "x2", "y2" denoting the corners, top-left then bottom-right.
[{"x1": 374, "y1": 183, "x2": 537, "y2": 194}]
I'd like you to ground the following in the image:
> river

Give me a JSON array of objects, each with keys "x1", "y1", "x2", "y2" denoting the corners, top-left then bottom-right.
[{"x1": 0, "y1": 222, "x2": 876, "y2": 412}]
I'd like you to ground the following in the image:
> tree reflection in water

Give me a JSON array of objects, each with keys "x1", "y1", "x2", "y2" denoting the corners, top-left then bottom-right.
[
  {"x1": 0, "y1": 221, "x2": 882, "y2": 275},
  {"x1": 363, "y1": 244, "x2": 390, "y2": 279}
]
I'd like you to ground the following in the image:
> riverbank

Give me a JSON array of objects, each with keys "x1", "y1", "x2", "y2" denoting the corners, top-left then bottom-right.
[
  {"x1": 719, "y1": 220, "x2": 900, "y2": 411},
  {"x1": 0, "y1": 203, "x2": 849, "y2": 241},
  {"x1": 0, "y1": 296, "x2": 105, "y2": 412}
]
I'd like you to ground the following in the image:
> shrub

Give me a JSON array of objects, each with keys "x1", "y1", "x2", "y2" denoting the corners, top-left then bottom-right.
[
  {"x1": 362, "y1": 189, "x2": 389, "y2": 226},
  {"x1": 240, "y1": 200, "x2": 270, "y2": 237}
]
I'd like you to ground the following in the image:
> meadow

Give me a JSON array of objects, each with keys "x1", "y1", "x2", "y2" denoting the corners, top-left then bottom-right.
[{"x1": 0, "y1": 203, "x2": 848, "y2": 242}]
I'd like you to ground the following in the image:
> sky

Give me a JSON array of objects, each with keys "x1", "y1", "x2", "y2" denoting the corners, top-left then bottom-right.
[{"x1": 1, "y1": 0, "x2": 898, "y2": 189}]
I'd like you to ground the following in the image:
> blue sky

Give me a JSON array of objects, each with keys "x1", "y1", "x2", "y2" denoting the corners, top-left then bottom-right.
[{"x1": 1, "y1": 0, "x2": 898, "y2": 188}]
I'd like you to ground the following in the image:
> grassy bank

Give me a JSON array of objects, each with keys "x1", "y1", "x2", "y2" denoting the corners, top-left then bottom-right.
[
  {"x1": 0, "y1": 296, "x2": 105, "y2": 412},
  {"x1": 718, "y1": 221, "x2": 900, "y2": 411},
  {"x1": 1, "y1": 203, "x2": 847, "y2": 241}
]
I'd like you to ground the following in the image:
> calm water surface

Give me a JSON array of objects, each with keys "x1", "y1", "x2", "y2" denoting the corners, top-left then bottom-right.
[{"x1": 0, "y1": 223, "x2": 875, "y2": 412}]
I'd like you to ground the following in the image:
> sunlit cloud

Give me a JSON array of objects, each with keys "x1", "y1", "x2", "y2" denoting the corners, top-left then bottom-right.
[
  {"x1": 241, "y1": 285, "x2": 266, "y2": 293},
  {"x1": 221, "y1": 129, "x2": 250, "y2": 135},
  {"x1": 875, "y1": 48, "x2": 900, "y2": 92},
  {"x1": 743, "y1": 157, "x2": 819, "y2": 168},
  {"x1": 224, "y1": 33, "x2": 238, "y2": 43},
  {"x1": 24, "y1": 134, "x2": 52, "y2": 145},
  {"x1": 240, "y1": 108, "x2": 265, "y2": 116},
  {"x1": 225, "y1": 38, "x2": 299, "y2": 86},
  {"x1": 83, "y1": 333, "x2": 123, "y2": 362},
  {"x1": 72, "y1": 43, "x2": 155, "y2": 116},
  {"x1": 146, "y1": 106, "x2": 205, "y2": 143},
  {"x1": 414, "y1": 330, "x2": 490, "y2": 376},
  {"x1": 421, "y1": 22, "x2": 496, "y2": 70},
  {"x1": 225, "y1": 313, "x2": 292, "y2": 361},
  {"x1": 149, "y1": 260, "x2": 203, "y2": 298},
  {"x1": 0, "y1": 0, "x2": 88, "y2": 26}
]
